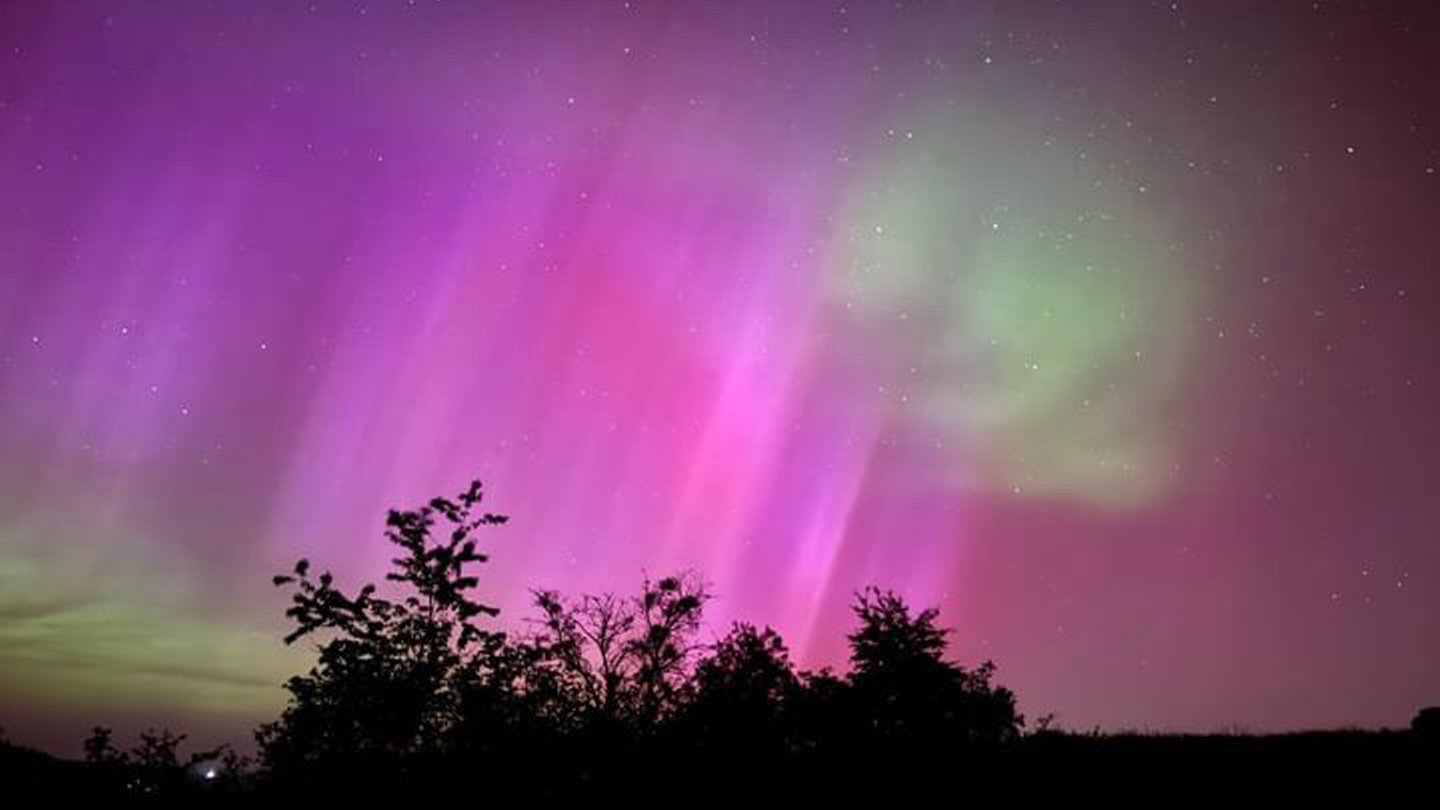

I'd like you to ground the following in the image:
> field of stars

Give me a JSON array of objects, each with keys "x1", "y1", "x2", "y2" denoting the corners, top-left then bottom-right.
[{"x1": 1, "y1": 1, "x2": 1438, "y2": 753}]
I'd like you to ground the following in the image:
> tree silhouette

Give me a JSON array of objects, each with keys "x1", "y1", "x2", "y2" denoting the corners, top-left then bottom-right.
[
  {"x1": 629, "y1": 572, "x2": 710, "y2": 725},
  {"x1": 82, "y1": 725, "x2": 126, "y2": 766},
  {"x1": 847, "y1": 587, "x2": 1021, "y2": 749},
  {"x1": 257, "y1": 480, "x2": 507, "y2": 789},
  {"x1": 684, "y1": 622, "x2": 798, "y2": 757},
  {"x1": 525, "y1": 571, "x2": 710, "y2": 731},
  {"x1": 1414, "y1": 706, "x2": 1440, "y2": 741},
  {"x1": 530, "y1": 589, "x2": 637, "y2": 727}
]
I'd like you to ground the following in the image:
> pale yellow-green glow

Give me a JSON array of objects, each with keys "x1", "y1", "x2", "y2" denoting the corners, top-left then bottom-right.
[
  {"x1": 0, "y1": 541, "x2": 304, "y2": 720},
  {"x1": 830, "y1": 108, "x2": 1196, "y2": 509}
]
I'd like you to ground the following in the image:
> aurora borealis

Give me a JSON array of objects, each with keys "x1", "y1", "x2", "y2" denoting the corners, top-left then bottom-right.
[{"x1": 2, "y1": 1, "x2": 1439, "y2": 752}]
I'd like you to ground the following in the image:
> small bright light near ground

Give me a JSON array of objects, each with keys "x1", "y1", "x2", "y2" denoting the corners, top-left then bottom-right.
[{"x1": 204, "y1": 768, "x2": 217, "y2": 780}]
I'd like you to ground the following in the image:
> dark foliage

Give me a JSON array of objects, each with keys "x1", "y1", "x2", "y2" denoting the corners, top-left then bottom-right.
[
  {"x1": 247, "y1": 480, "x2": 1027, "y2": 799},
  {"x1": 846, "y1": 587, "x2": 1020, "y2": 750},
  {"x1": 256, "y1": 480, "x2": 507, "y2": 793},
  {"x1": 1413, "y1": 706, "x2": 1440, "y2": 740},
  {"x1": 40, "y1": 480, "x2": 1436, "y2": 802}
]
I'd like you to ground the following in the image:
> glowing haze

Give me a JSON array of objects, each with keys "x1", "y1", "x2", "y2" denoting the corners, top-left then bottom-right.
[{"x1": 2, "y1": 2, "x2": 1438, "y2": 752}]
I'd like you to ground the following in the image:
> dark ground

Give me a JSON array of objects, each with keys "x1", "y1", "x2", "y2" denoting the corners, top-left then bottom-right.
[{"x1": 4, "y1": 728, "x2": 1435, "y2": 805}]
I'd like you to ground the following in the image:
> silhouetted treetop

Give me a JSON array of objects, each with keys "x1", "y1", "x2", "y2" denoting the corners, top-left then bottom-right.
[
  {"x1": 845, "y1": 587, "x2": 1021, "y2": 747},
  {"x1": 847, "y1": 587, "x2": 950, "y2": 677},
  {"x1": 524, "y1": 570, "x2": 710, "y2": 729},
  {"x1": 258, "y1": 480, "x2": 509, "y2": 779}
]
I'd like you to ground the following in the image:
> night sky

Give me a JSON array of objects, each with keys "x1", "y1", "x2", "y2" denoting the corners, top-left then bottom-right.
[{"x1": 2, "y1": 1, "x2": 1439, "y2": 753}]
